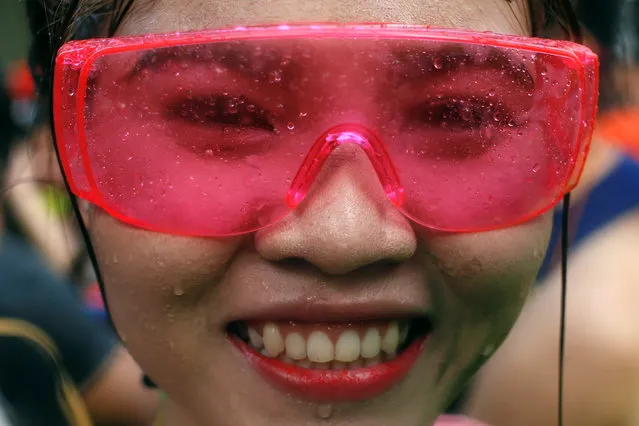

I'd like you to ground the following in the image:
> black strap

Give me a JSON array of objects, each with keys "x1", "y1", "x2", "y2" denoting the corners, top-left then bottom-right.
[{"x1": 558, "y1": 193, "x2": 571, "y2": 426}]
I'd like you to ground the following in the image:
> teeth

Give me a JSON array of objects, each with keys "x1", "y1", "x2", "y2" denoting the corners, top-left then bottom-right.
[
  {"x1": 285, "y1": 332, "x2": 307, "y2": 360},
  {"x1": 335, "y1": 330, "x2": 361, "y2": 362},
  {"x1": 279, "y1": 355, "x2": 294, "y2": 364},
  {"x1": 263, "y1": 323, "x2": 285, "y2": 357},
  {"x1": 361, "y1": 328, "x2": 382, "y2": 359},
  {"x1": 307, "y1": 331, "x2": 334, "y2": 363},
  {"x1": 248, "y1": 320, "x2": 415, "y2": 369},
  {"x1": 382, "y1": 321, "x2": 400, "y2": 354},
  {"x1": 248, "y1": 328, "x2": 264, "y2": 349},
  {"x1": 260, "y1": 348, "x2": 272, "y2": 357}
]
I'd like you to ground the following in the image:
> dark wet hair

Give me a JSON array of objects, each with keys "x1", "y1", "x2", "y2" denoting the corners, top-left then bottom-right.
[
  {"x1": 577, "y1": 0, "x2": 638, "y2": 109},
  {"x1": 578, "y1": 0, "x2": 639, "y2": 63}
]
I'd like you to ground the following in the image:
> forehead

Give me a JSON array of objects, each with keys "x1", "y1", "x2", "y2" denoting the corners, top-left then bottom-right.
[{"x1": 119, "y1": 0, "x2": 531, "y2": 36}]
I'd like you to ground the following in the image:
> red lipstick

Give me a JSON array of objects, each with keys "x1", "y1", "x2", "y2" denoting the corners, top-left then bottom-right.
[{"x1": 231, "y1": 335, "x2": 426, "y2": 401}]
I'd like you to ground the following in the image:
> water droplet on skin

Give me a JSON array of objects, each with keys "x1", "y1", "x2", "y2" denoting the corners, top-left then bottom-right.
[
  {"x1": 507, "y1": 120, "x2": 516, "y2": 127},
  {"x1": 488, "y1": 89, "x2": 495, "y2": 97},
  {"x1": 287, "y1": 122, "x2": 295, "y2": 130},
  {"x1": 172, "y1": 287, "x2": 185, "y2": 297},
  {"x1": 532, "y1": 163, "x2": 540, "y2": 173},
  {"x1": 316, "y1": 404, "x2": 333, "y2": 419},
  {"x1": 205, "y1": 149, "x2": 214, "y2": 157},
  {"x1": 112, "y1": 254, "x2": 119, "y2": 264},
  {"x1": 433, "y1": 57, "x2": 445, "y2": 70},
  {"x1": 493, "y1": 112, "x2": 502, "y2": 122},
  {"x1": 299, "y1": 111, "x2": 308, "y2": 117},
  {"x1": 540, "y1": 67, "x2": 548, "y2": 76}
]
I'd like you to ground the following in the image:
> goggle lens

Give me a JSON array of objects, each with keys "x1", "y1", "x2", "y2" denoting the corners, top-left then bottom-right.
[{"x1": 54, "y1": 26, "x2": 598, "y2": 235}]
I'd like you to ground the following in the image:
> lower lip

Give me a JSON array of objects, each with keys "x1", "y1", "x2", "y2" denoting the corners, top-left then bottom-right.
[{"x1": 231, "y1": 336, "x2": 427, "y2": 402}]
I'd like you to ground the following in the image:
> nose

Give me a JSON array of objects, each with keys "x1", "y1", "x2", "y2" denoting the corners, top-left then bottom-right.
[{"x1": 254, "y1": 144, "x2": 417, "y2": 275}]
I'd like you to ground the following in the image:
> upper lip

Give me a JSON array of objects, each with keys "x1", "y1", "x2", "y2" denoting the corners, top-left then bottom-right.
[
  {"x1": 230, "y1": 300, "x2": 429, "y2": 324},
  {"x1": 218, "y1": 259, "x2": 431, "y2": 326}
]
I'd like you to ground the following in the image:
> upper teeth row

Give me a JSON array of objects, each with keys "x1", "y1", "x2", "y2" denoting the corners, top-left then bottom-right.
[{"x1": 248, "y1": 321, "x2": 409, "y2": 363}]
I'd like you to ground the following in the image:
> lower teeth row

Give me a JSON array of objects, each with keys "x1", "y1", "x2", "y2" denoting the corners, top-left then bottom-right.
[{"x1": 261, "y1": 349, "x2": 397, "y2": 370}]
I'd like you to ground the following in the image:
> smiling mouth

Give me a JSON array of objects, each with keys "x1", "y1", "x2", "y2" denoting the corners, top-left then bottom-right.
[
  {"x1": 229, "y1": 317, "x2": 431, "y2": 368},
  {"x1": 228, "y1": 316, "x2": 432, "y2": 401}
]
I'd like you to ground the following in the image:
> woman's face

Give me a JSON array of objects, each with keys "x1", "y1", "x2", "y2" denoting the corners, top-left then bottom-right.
[{"x1": 86, "y1": 1, "x2": 551, "y2": 425}]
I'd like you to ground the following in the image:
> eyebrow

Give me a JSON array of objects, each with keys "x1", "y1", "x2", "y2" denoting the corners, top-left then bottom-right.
[
  {"x1": 125, "y1": 42, "x2": 534, "y2": 90},
  {"x1": 125, "y1": 44, "x2": 282, "y2": 81},
  {"x1": 389, "y1": 45, "x2": 535, "y2": 90}
]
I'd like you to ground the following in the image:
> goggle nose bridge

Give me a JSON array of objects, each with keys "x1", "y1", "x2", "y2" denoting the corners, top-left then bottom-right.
[{"x1": 285, "y1": 124, "x2": 406, "y2": 209}]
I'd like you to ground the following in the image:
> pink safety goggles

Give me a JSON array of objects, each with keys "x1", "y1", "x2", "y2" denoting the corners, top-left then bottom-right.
[{"x1": 53, "y1": 24, "x2": 599, "y2": 236}]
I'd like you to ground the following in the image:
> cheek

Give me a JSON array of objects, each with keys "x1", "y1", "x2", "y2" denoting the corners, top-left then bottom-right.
[
  {"x1": 86, "y1": 210, "x2": 243, "y2": 343},
  {"x1": 419, "y1": 211, "x2": 552, "y2": 322}
]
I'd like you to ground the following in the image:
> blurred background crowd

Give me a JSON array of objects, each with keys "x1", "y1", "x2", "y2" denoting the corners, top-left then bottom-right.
[{"x1": 1, "y1": 0, "x2": 639, "y2": 425}]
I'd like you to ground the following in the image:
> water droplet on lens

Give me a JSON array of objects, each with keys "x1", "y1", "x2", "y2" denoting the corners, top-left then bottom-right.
[
  {"x1": 462, "y1": 106, "x2": 477, "y2": 122},
  {"x1": 268, "y1": 70, "x2": 282, "y2": 83},
  {"x1": 481, "y1": 126, "x2": 495, "y2": 140},
  {"x1": 246, "y1": 104, "x2": 256, "y2": 112},
  {"x1": 433, "y1": 57, "x2": 445, "y2": 70},
  {"x1": 226, "y1": 98, "x2": 239, "y2": 114},
  {"x1": 316, "y1": 404, "x2": 333, "y2": 419}
]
